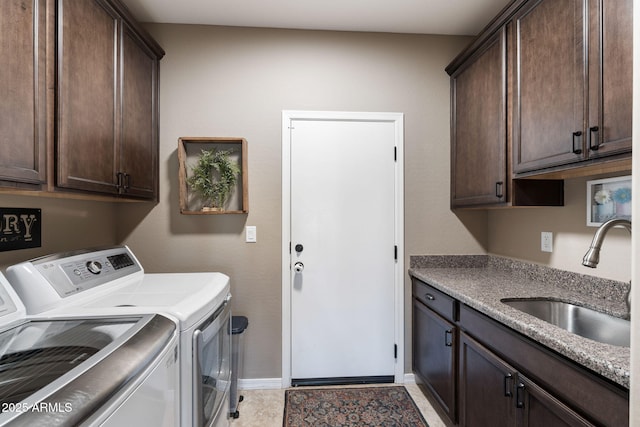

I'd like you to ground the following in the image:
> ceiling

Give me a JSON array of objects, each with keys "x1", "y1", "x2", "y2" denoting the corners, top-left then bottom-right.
[{"x1": 120, "y1": 0, "x2": 513, "y2": 36}]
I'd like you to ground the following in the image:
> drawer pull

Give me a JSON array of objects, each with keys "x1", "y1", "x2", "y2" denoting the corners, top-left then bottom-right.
[
  {"x1": 516, "y1": 382, "x2": 525, "y2": 408},
  {"x1": 425, "y1": 293, "x2": 435, "y2": 301},
  {"x1": 504, "y1": 373, "x2": 513, "y2": 397},
  {"x1": 444, "y1": 329, "x2": 453, "y2": 347}
]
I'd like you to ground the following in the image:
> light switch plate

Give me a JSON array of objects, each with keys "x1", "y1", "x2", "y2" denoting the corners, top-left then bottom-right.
[
  {"x1": 246, "y1": 226, "x2": 257, "y2": 243},
  {"x1": 541, "y1": 231, "x2": 553, "y2": 252}
]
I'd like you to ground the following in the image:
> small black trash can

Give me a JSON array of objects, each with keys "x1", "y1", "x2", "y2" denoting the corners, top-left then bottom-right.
[{"x1": 230, "y1": 315, "x2": 248, "y2": 418}]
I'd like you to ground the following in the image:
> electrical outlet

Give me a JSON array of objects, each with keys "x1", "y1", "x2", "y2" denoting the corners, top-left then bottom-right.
[
  {"x1": 541, "y1": 231, "x2": 553, "y2": 253},
  {"x1": 246, "y1": 226, "x2": 257, "y2": 243}
]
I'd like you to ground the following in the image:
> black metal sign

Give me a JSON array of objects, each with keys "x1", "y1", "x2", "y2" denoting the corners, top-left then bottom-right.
[{"x1": 0, "y1": 208, "x2": 41, "y2": 252}]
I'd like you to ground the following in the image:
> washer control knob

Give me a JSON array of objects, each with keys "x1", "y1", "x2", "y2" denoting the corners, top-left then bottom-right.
[{"x1": 86, "y1": 261, "x2": 103, "y2": 275}]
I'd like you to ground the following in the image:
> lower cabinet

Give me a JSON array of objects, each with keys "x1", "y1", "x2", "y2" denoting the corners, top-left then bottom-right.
[
  {"x1": 458, "y1": 332, "x2": 515, "y2": 427},
  {"x1": 459, "y1": 332, "x2": 593, "y2": 427},
  {"x1": 516, "y1": 375, "x2": 593, "y2": 427},
  {"x1": 413, "y1": 298, "x2": 456, "y2": 424},
  {"x1": 411, "y1": 278, "x2": 629, "y2": 427}
]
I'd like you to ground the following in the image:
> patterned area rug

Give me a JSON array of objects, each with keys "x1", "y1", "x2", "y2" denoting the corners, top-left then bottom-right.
[{"x1": 282, "y1": 386, "x2": 429, "y2": 426}]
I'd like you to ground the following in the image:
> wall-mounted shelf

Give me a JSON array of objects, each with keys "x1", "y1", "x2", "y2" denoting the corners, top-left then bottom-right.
[{"x1": 178, "y1": 137, "x2": 248, "y2": 214}]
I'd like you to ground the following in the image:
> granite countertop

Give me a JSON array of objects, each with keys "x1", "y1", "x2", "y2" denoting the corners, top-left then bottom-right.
[{"x1": 408, "y1": 255, "x2": 630, "y2": 389}]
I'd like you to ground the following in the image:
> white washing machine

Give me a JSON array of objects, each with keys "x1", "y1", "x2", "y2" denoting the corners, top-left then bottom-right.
[
  {"x1": 0, "y1": 272, "x2": 179, "y2": 427},
  {"x1": 5, "y1": 246, "x2": 231, "y2": 427}
]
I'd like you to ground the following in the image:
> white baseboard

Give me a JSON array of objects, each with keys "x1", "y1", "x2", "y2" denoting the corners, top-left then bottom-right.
[
  {"x1": 238, "y1": 378, "x2": 283, "y2": 390},
  {"x1": 238, "y1": 375, "x2": 416, "y2": 390},
  {"x1": 403, "y1": 373, "x2": 416, "y2": 384}
]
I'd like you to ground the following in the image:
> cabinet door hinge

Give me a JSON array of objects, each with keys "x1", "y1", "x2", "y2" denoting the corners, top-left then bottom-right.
[
  {"x1": 394, "y1": 344, "x2": 397, "y2": 359},
  {"x1": 394, "y1": 146, "x2": 397, "y2": 161},
  {"x1": 394, "y1": 245, "x2": 398, "y2": 261}
]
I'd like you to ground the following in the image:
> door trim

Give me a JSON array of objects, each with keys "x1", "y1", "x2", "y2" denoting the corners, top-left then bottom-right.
[{"x1": 281, "y1": 110, "x2": 405, "y2": 387}]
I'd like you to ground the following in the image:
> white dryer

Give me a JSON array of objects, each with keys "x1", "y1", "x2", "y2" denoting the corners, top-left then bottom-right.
[
  {"x1": 6, "y1": 246, "x2": 232, "y2": 427},
  {"x1": 0, "y1": 272, "x2": 179, "y2": 426}
]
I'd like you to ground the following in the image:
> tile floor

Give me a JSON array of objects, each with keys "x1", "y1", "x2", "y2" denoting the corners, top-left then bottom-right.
[{"x1": 230, "y1": 383, "x2": 446, "y2": 427}]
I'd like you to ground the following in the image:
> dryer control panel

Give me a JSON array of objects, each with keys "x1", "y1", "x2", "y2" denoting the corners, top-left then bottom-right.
[
  {"x1": 57, "y1": 252, "x2": 135, "y2": 287},
  {"x1": 5, "y1": 246, "x2": 143, "y2": 314},
  {"x1": 37, "y1": 249, "x2": 141, "y2": 297}
]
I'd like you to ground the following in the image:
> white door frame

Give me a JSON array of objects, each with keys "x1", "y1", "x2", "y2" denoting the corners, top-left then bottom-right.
[{"x1": 281, "y1": 110, "x2": 405, "y2": 387}]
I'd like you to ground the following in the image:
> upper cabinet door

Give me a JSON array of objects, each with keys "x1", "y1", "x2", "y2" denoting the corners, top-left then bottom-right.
[
  {"x1": 513, "y1": 0, "x2": 586, "y2": 174},
  {"x1": 57, "y1": 0, "x2": 119, "y2": 195},
  {"x1": 451, "y1": 29, "x2": 507, "y2": 207},
  {"x1": 587, "y1": 0, "x2": 633, "y2": 157},
  {"x1": 0, "y1": 0, "x2": 47, "y2": 185},
  {"x1": 119, "y1": 25, "x2": 159, "y2": 200}
]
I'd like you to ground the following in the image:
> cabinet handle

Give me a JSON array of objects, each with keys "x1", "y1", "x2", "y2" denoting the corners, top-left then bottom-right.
[
  {"x1": 572, "y1": 131, "x2": 583, "y2": 154},
  {"x1": 503, "y1": 373, "x2": 513, "y2": 397},
  {"x1": 589, "y1": 126, "x2": 600, "y2": 151},
  {"x1": 444, "y1": 329, "x2": 453, "y2": 347},
  {"x1": 116, "y1": 172, "x2": 124, "y2": 193},
  {"x1": 495, "y1": 181, "x2": 504, "y2": 199},
  {"x1": 516, "y1": 382, "x2": 525, "y2": 408},
  {"x1": 123, "y1": 173, "x2": 130, "y2": 191},
  {"x1": 425, "y1": 293, "x2": 435, "y2": 301}
]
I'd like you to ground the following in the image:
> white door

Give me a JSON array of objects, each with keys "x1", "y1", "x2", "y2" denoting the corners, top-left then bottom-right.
[{"x1": 283, "y1": 111, "x2": 403, "y2": 385}]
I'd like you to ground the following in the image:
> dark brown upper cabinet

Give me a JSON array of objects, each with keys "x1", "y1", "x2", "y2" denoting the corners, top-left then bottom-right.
[
  {"x1": 447, "y1": 21, "x2": 563, "y2": 209},
  {"x1": 447, "y1": 0, "x2": 631, "y2": 208},
  {"x1": 57, "y1": 0, "x2": 164, "y2": 200},
  {"x1": 0, "y1": 0, "x2": 48, "y2": 188},
  {"x1": 513, "y1": 0, "x2": 632, "y2": 175},
  {"x1": 587, "y1": 0, "x2": 633, "y2": 158},
  {"x1": 57, "y1": 0, "x2": 119, "y2": 195},
  {"x1": 512, "y1": 0, "x2": 586, "y2": 173},
  {"x1": 119, "y1": 24, "x2": 160, "y2": 199},
  {"x1": 450, "y1": 30, "x2": 508, "y2": 208}
]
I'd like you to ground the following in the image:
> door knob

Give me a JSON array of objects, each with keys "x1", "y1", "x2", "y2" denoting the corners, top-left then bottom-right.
[
  {"x1": 293, "y1": 262, "x2": 304, "y2": 273},
  {"x1": 295, "y1": 244, "x2": 304, "y2": 253}
]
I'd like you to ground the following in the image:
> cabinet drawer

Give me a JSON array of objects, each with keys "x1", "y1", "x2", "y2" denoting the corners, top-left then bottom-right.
[{"x1": 412, "y1": 279, "x2": 456, "y2": 321}]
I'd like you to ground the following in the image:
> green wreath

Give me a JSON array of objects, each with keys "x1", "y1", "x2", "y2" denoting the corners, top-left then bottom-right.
[{"x1": 187, "y1": 148, "x2": 240, "y2": 210}]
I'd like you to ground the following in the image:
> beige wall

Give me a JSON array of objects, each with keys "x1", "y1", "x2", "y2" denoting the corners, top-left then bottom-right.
[
  {"x1": 0, "y1": 194, "x2": 117, "y2": 269},
  {"x1": 488, "y1": 176, "x2": 632, "y2": 283},
  {"x1": 115, "y1": 24, "x2": 484, "y2": 380}
]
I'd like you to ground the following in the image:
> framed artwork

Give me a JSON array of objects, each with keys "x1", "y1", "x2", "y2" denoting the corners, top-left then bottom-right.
[{"x1": 586, "y1": 175, "x2": 631, "y2": 226}]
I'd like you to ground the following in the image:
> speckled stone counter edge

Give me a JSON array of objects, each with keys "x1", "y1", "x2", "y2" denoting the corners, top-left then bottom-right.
[
  {"x1": 410, "y1": 255, "x2": 629, "y2": 303},
  {"x1": 409, "y1": 254, "x2": 630, "y2": 389}
]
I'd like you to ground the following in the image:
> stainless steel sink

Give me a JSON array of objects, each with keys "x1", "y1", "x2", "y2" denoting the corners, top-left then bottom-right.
[{"x1": 501, "y1": 298, "x2": 630, "y2": 347}]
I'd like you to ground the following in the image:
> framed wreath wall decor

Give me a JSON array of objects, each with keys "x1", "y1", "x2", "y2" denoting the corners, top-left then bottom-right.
[
  {"x1": 188, "y1": 148, "x2": 240, "y2": 211},
  {"x1": 178, "y1": 137, "x2": 248, "y2": 214}
]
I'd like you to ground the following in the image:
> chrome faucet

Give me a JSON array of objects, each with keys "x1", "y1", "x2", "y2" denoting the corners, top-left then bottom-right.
[{"x1": 582, "y1": 218, "x2": 632, "y2": 312}]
